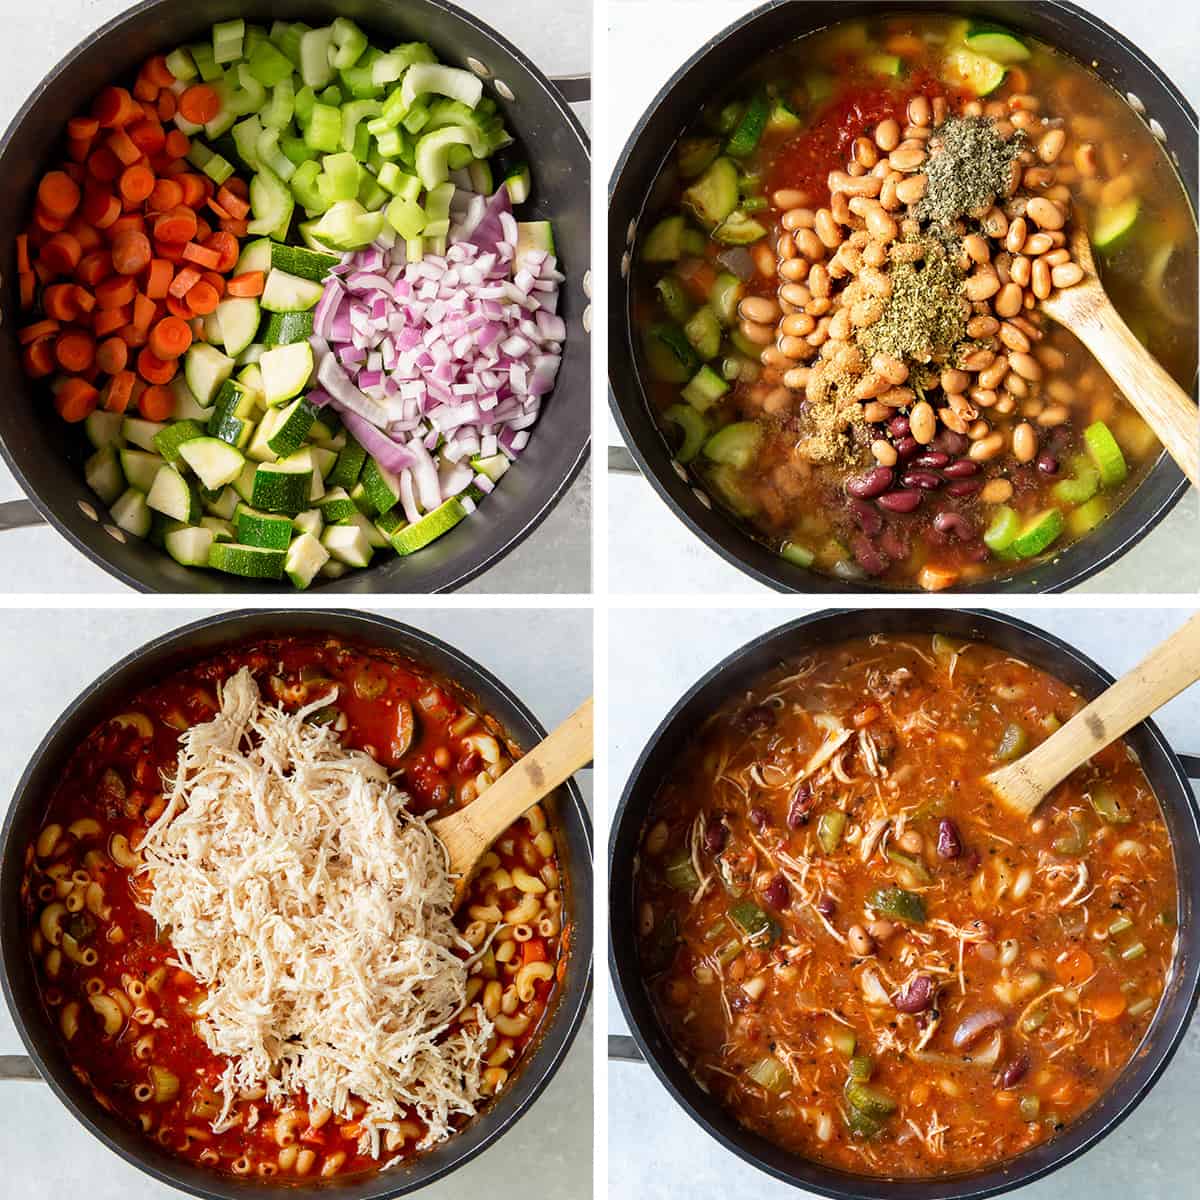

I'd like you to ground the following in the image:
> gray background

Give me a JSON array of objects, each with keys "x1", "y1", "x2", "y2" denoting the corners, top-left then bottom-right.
[
  {"x1": 607, "y1": 605, "x2": 1200, "y2": 1199},
  {"x1": 0, "y1": 0, "x2": 592, "y2": 594},
  {"x1": 0, "y1": 606, "x2": 593, "y2": 1199},
  {"x1": 606, "y1": 0, "x2": 1199, "y2": 594}
]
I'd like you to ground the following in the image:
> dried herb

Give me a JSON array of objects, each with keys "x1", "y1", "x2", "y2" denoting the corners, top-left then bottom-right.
[
  {"x1": 915, "y1": 115, "x2": 1024, "y2": 224},
  {"x1": 858, "y1": 239, "x2": 966, "y2": 363}
]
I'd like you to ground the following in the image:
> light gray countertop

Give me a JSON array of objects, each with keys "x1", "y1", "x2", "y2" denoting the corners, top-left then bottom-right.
[
  {"x1": 606, "y1": 0, "x2": 1199, "y2": 595},
  {"x1": 0, "y1": 606, "x2": 593, "y2": 1199},
  {"x1": 0, "y1": 0, "x2": 591, "y2": 594},
  {"x1": 607, "y1": 605, "x2": 1200, "y2": 1200}
]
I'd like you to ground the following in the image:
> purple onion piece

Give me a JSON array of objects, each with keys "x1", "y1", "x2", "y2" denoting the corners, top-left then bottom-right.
[
  {"x1": 953, "y1": 1008, "x2": 1006, "y2": 1049},
  {"x1": 936, "y1": 818, "x2": 963, "y2": 859},
  {"x1": 704, "y1": 822, "x2": 727, "y2": 854}
]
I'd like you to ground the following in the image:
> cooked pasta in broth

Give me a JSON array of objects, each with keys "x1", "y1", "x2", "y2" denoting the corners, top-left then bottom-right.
[{"x1": 636, "y1": 634, "x2": 1177, "y2": 1177}]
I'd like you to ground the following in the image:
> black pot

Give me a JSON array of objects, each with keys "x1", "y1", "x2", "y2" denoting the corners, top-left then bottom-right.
[
  {"x1": 609, "y1": 609, "x2": 1200, "y2": 1198},
  {"x1": 0, "y1": 0, "x2": 590, "y2": 593},
  {"x1": 608, "y1": 0, "x2": 1197, "y2": 593},
  {"x1": 0, "y1": 609, "x2": 593, "y2": 1198}
]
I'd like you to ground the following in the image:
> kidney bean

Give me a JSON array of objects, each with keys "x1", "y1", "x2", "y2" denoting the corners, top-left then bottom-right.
[
  {"x1": 816, "y1": 894, "x2": 836, "y2": 917},
  {"x1": 852, "y1": 533, "x2": 889, "y2": 575},
  {"x1": 459, "y1": 750, "x2": 484, "y2": 774},
  {"x1": 998, "y1": 1054, "x2": 1031, "y2": 1089},
  {"x1": 964, "y1": 540, "x2": 991, "y2": 563},
  {"x1": 893, "y1": 973, "x2": 935, "y2": 1014},
  {"x1": 847, "y1": 466, "x2": 894, "y2": 499},
  {"x1": 1036, "y1": 452, "x2": 1060, "y2": 475},
  {"x1": 787, "y1": 783, "x2": 814, "y2": 828},
  {"x1": 877, "y1": 489, "x2": 922, "y2": 513},
  {"x1": 893, "y1": 436, "x2": 920, "y2": 462},
  {"x1": 936, "y1": 818, "x2": 963, "y2": 859},
  {"x1": 763, "y1": 873, "x2": 790, "y2": 909},
  {"x1": 888, "y1": 415, "x2": 910, "y2": 438},
  {"x1": 850, "y1": 498, "x2": 883, "y2": 536},
  {"x1": 942, "y1": 459, "x2": 980, "y2": 478},
  {"x1": 933, "y1": 429, "x2": 969, "y2": 456},
  {"x1": 933, "y1": 511, "x2": 974, "y2": 540},
  {"x1": 704, "y1": 822, "x2": 728, "y2": 854},
  {"x1": 880, "y1": 528, "x2": 910, "y2": 560},
  {"x1": 901, "y1": 470, "x2": 943, "y2": 491},
  {"x1": 912, "y1": 451, "x2": 950, "y2": 469},
  {"x1": 945, "y1": 478, "x2": 984, "y2": 498},
  {"x1": 749, "y1": 806, "x2": 770, "y2": 830}
]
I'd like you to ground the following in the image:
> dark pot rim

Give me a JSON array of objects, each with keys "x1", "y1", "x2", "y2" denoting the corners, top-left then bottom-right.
[
  {"x1": 607, "y1": 0, "x2": 1197, "y2": 594},
  {"x1": 0, "y1": 608, "x2": 593, "y2": 1198},
  {"x1": 0, "y1": 0, "x2": 590, "y2": 594},
  {"x1": 609, "y1": 608, "x2": 1200, "y2": 1198}
]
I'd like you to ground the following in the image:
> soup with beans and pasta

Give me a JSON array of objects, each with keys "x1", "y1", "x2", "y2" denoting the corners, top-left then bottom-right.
[
  {"x1": 21, "y1": 637, "x2": 568, "y2": 1181},
  {"x1": 635, "y1": 634, "x2": 1177, "y2": 1176},
  {"x1": 632, "y1": 14, "x2": 1197, "y2": 589}
]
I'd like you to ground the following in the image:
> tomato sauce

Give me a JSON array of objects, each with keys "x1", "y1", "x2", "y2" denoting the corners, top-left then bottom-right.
[{"x1": 22, "y1": 637, "x2": 567, "y2": 1182}]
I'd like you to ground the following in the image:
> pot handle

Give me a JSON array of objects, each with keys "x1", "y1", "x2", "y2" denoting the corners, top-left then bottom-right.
[
  {"x1": 0, "y1": 1054, "x2": 40, "y2": 1081},
  {"x1": 1180, "y1": 754, "x2": 1200, "y2": 780},
  {"x1": 550, "y1": 73, "x2": 590, "y2": 103},
  {"x1": 0, "y1": 499, "x2": 45, "y2": 532},
  {"x1": 608, "y1": 1034, "x2": 645, "y2": 1063}
]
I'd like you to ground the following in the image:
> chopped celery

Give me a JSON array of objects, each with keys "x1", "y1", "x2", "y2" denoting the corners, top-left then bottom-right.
[
  {"x1": 848, "y1": 1056, "x2": 874, "y2": 1081},
  {"x1": 994, "y1": 722, "x2": 1028, "y2": 761},
  {"x1": 311, "y1": 200, "x2": 384, "y2": 251},
  {"x1": 256, "y1": 129, "x2": 296, "y2": 181},
  {"x1": 212, "y1": 18, "x2": 245, "y2": 65},
  {"x1": 318, "y1": 152, "x2": 361, "y2": 204},
  {"x1": 378, "y1": 163, "x2": 421, "y2": 200},
  {"x1": 329, "y1": 17, "x2": 368, "y2": 69},
  {"x1": 400, "y1": 61, "x2": 484, "y2": 112},
  {"x1": 305, "y1": 104, "x2": 342, "y2": 153},
  {"x1": 817, "y1": 810, "x2": 847, "y2": 854},
  {"x1": 728, "y1": 900, "x2": 779, "y2": 945},
  {"x1": 299, "y1": 26, "x2": 335, "y2": 89},
  {"x1": 342, "y1": 100, "x2": 382, "y2": 153},
  {"x1": 663, "y1": 846, "x2": 699, "y2": 892},
  {"x1": 747, "y1": 1056, "x2": 789, "y2": 1093},
  {"x1": 869, "y1": 887, "x2": 925, "y2": 924},
  {"x1": 246, "y1": 39, "x2": 293, "y2": 88},
  {"x1": 165, "y1": 48, "x2": 198, "y2": 83},
  {"x1": 261, "y1": 78, "x2": 295, "y2": 130}
]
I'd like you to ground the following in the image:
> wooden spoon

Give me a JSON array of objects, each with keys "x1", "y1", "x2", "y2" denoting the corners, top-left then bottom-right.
[
  {"x1": 986, "y1": 614, "x2": 1200, "y2": 818},
  {"x1": 431, "y1": 697, "x2": 593, "y2": 906},
  {"x1": 1040, "y1": 229, "x2": 1199, "y2": 488}
]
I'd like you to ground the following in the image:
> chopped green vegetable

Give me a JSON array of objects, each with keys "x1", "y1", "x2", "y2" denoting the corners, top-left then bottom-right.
[
  {"x1": 1089, "y1": 783, "x2": 1132, "y2": 824},
  {"x1": 728, "y1": 900, "x2": 779, "y2": 945},
  {"x1": 817, "y1": 810, "x2": 847, "y2": 854},
  {"x1": 994, "y1": 722, "x2": 1028, "y2": 762},
  {"x1": 845, "y1": 1079, "x2": 897, "y2": 1119},
  {"x1": 663, "y1": 846, "x2": 700, "y2": 892},
  {"x1": 869, "y1": 887, "x2": 926, "y2": 924},
  {"x1": 1084, "y1": 421, "x2": 1128, "y2": 487},
  {"x1": 848, "y1": 1055, "x2": 874, "y2": 1081},
  {"x1": 747, "y1": 1055, "x2": 789, "y2": 1093}
]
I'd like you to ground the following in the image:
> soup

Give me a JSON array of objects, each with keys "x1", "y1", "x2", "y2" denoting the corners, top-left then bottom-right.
[
  {"x1": 20, "y1": 637, "x2": 567, "y2": 1180},
  {"x1": 635, "y1": 634, "x2": 1177, "y2": 1177},
  {"x1": 631, "y1": 14, "x2": 1197, "y2": 589}
]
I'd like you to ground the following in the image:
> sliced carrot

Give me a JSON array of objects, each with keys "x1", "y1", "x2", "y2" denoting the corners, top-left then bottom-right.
[
  {"x1": 154, "y1": 240, "x2": 188, "y2": 265},
  {"x1": 18, "y1": 320, "x2": 60, "y2": 345},
  {"x1": 164, "y1": 293, "x2": 194, "y2": 320},
  {"x1": 131, "y1": 291, "x2": 157, "y2": 334},
  {"x1": 66, "y1": 219, "x2": 103, "y2": 254},
  {"x1": 144, "y1": 54, "x2": 176, "y2": 88},
  {"x1": 87, "y1": 146, "x2": 122, "y2": 183},
  {"x1": 226, "y1": 270, "x2": 264, "y2": 298},
  {"x1": 202, "y1": 230, "x2": 239, "y2": 273},
  {"x1": 62, "y1": 162, "x2": 86, "y2": 186},
  {"x1": 181, "y1": 240, "x2": 221, "y2": 270},
  {"x1": 167, "y1": 265, "x2": 202, "y2": 298},
  {"x1": 43, "y1": 283, "x2": 79, "y2": 322},
  {"x1": 160, "y1": 157, "x2": 189, "y2": 178},
  {"x1": 1054, "y1": 948, "x2": 1095, "y2": 986},
  {"x1": 100, "y1": 369, "x2": 135, "y2": 413},
  {"x1": 220, "y1": 216, "x2": 250, "y2": 239},
  {"x1": 36, "y1": 171, "x2": 81, "y2": 219},
  {"x1": 177, "y1": 173, "x2": 207, "y2": 209},
  {"x1": 67, "y1": 116, "x2": 100, "y2": 141},
  {"x1": 120, "y1": 322, "x2": 149, "y2": 349},
  {"x1": 1092, "y1": 989, "x2": 1127, "y2": 1022},
  {"x1": 521, "y1": 938, "x2": 548, "y2": 964},
  {"x1": 164, "y1": 129, "x2": 190, "y2": 160},
  {"x1": 15, "y1": 233, "x2": 30, "y2": 274},
  {"x1": 193, "y1": 216, "x2": 213, "y2": 242},
  {"x1": 149, "y1": 315, "x2": 192, "y2": 360},
  {"x1": 119, "y1": 163, "x2": 156, "y2": 206},
  {"x1": 93, "y1": 86, "x2": 142, "y2": 129},
  {"x1": 179, "y1": 84, "x2": 220, "y2": 125},
  {"x1": 18, "y1": 270, "x2": 36, "y2": 309},
  {"x1": 138, "y1": 383, "x2": 175, "y2": 420},
  {"x1": 55, "y1": 331, "x2": 96, "y2": 373},
  {"x1": 133, "y1": 73, "x2": 159, "y2": 103},
  {"x1": 137, "y1": 347, "x2": 176, "y2": 385},
  {"x1": 112, "y1": 229, "x2": 152, "y2": 276},
  {"x1": 127, "y1": 120, "x2": 166, "y2": 157},
  {"x1": 23, "y1": 337, "x2": 57, "y2": 378},
  {"x1": 76, "y1": 250, "x2": 113, "y2": 288},
  {"x1": 33, "y1": 260, "x2": 55, "y2": 286},
  {"x1": 200, "y1": 270, "x2": 226, "y2": 298},
  {"x1": 93, "y1": 304, "x2": 131, "y2": 337},
  {"x1": 33, "y1": 204, "x2": 68, "y2": 234},
  {"x1": 106, "y1": 128, "x2": 142, "y2": 167},
  {"x1": 144, "y1": 258, "x2": 174, "y2": 300},
  {"x1": 67, "y1": 136, "x2": 93, "y2": 164},
  {"x1": 53, "y1": 378, "x2": 100, "y2": 423},
  {"x1": 185, "y1": 280, "x2": 220, "y2": 315},
  {"x1": 71, "y1": 286, "x2": 96, "y2": 315},
  {"x1": 147, "y1": 177, "x2": 183, "y2": 214},
  {"x1": 94, "y1": 336, "x2": 128, "y2": 375},
  {"x1": 207, "y1": 197, "x2": 231, "y2": 221},
  {"x1": 154, "y1": 205, "x2": 197, "y2": 244},
  {"x1": 221, "y1": 176, "x2": 249, "y2": 201},
  {"x1": 39, "y1": 232, "x2": 83, "y2": 276},
  {"x1": 81, "y1": 188, "x2": 121, "y2": 229},
  {"x1": 216, "y1": 185, "x2": 251, "y2": 220},
  {"x1": 157, "y1": 90, "x2": 177, "y2": 123},
  {"x1": 95, "y1": 275, "x2": 137, "y2": 309}
]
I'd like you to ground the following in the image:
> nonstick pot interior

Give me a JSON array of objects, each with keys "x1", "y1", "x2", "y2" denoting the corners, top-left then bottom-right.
[
  {"x1": 608, "y1": 0, "x2": 1197, "y2": 593},
  {"x1": 609, "y1": 609, "x2": 1200, "y2": 1199},
  {"x1": 0, "y1": 0, "x2": 589, "y2": 593},
  {"x1": 1, "y1": 609, "x2": 593, "y2": 1199}
]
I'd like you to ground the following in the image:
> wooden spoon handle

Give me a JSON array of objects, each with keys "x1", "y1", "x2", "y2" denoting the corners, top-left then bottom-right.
[
  {"x1": 998, "y1": 614, "x2": 1200, "y2": 808},
  {"x1": 1068, "y1": 298, "x2": 1199, "y2": 488},
  {"x1": 431, "y1": 697, "x2": 593, "y2": 882}
]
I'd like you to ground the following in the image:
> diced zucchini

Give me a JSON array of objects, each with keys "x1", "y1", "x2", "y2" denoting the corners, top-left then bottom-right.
[
  {"x1": 270, "y1": 242, "x2": 339, "y2": 282},
  {"x1": 207, "y1": 541, "x2": 286, "y2": 579},
  {"x1": 641, "y1": 215, "x2": 684, "y2": 262},
  {"x1": 178, "y1": 437, "x2": 246, "y2": 490},
  {"x1": 1084, "y1": 421, "x2": 1128, "y2": 487},
  {"x1": 316, "y1": 486, "x2": 358, "y2": 524},
  {"x1": 964, "y1": 24, "x2": 1031, "y2": 63},
  {"x1": 216, "y1": 297, "x2": 262, "y2": 357},
  {"x1": 84, "y1": 445, "x2": 124, "y2": 505},
  {"x1": 118, "y1": 449, "x2": 164, "y2": 493},
  {"x1": 266, "y1": 396, "x2": 317, "y2": 456},
  {"x1": 703, "y1": 421, "x2": 762, "y2": 469},
  {"x1": 942, "y1": 47, "x2": 1007, "y2": 96},
  {"x1": 259, "y1": 309, "x2": 315, "y2": 346},
  {"x1": 153, "y1": 420, "x2": 206, "y2": 464},
  {"x1": 662, "y1": 404, "x2": 708, "y2": 464},
  {"x1": 292, "y1": 508, "x2": 324, "y2": 538},
  {"x1": 251, "y1": 450, "x2": 313, "y2": 514},
  {"x1": 235, "y1": 503, "x2": 295, "y2": 549},
  {"x1": 110, "y1": 487, "x2": 152, "y2": 539},
  {"x1": 164, "y1": 525, "x2": 215, "y2": 567},
  {"x1": 261, "y1": 267, "x2": 326, "y2": 312},
  {"x1": 1094, "y1": 198, "x2": 1140, "y2": 250},
  {"x1": 200, "y1": 515, "x2": 237, "y2": 541},
  {"x1": 321, "y1": 522, "x2": 374, "y2": 567},
  {"x1": 201, "y1": 485, "x2": 240, "y2": 520},
  {"x1": 286, "y1": 532, "x2": 330, "y2": 588},
  {"x1": 208, "y1": 406, "x2": 256, "y2": 450},
  {"x1": 389, "y1": 496, "x2": 467, "y2": 554},
  {"x1": 359, "y1": 457, "x2": 402, "y2": 515},
  {"x1": 515, "y1": 221, "x2": 555, "y2": 267},
  {"x1": 724, "y1": 92, "x2": 769, "y2": 157},
  {"x1": 147, "y1": 465, "x2": 201, "y2": 523},
  {"x1": 85, "y1": 410, "x2": 124, "y2": 450},
  {"x1": 1010, "y1": 508, "x2": 1065, "y2": 558},
  {"x1": 643, "y1": 324, "x2": 701, "y2": 383},
  {"x1": 684, "y1": 307, "x2": 722, "y2": 360},
  {"x1": 347, "y1": 509, "x2": 388, "y2": 549},
  {"x1": 121, "y1": 417, "x2": 168, "y2": 453},
  {"x1": 169, "y1": 376, "x2": 213, "y2": 422},
  {"x1": 471, "y1": 453, "x2": 510, "y2": 484},
  {"x1": 235, "y1": 237, "x2": 273, "y2": 276},
  {"x1": 682, "y1": 157, "x2": 739, "y2": 228},
  {"x1": 260, "y1": 341, "x2": 314, "y2": 405},
  {"x1": 714, "y1": 212, "x2": 767, "y2": 245},
  {"x1": 682, "y1": 365, "x2": 729, "y2": 413},
  {"x1": 184, "y1": 343, "x2": 236, "y2": 405}
]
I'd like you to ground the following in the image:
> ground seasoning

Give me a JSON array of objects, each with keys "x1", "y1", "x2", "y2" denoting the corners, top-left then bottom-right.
[
  {"x1": 798, "y1": 355, "x2": 871, "y2": 466},
  {"x1": 915, "y1": 115, "x2": 1024, "y2": 223},
  {"x1": 857, "y1": 238, "x2": 966, "y2": 364}
]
